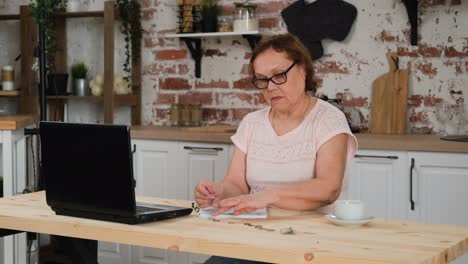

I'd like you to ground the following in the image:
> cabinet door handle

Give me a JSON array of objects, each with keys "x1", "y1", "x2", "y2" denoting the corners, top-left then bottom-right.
[
  {"x1": 410, "y1": 158, "x2": 415, "y2": 210},
  {"x1": 183, "y1": 146, "x2": 223, "y2": 152},
  {"x1": 354, "y1": 154, "x2": 398, "y2": 160},
  {"x1": 132, "y1": 144, "x2": 136, "y2": 154}
]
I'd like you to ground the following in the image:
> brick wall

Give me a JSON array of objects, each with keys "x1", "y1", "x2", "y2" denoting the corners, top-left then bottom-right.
[
  {"x1": 141, "y1": 0, "x2": 467, "y2": 133},
  {"x1": 1, "y1": 0, "x2": 466, "y2": 133}
]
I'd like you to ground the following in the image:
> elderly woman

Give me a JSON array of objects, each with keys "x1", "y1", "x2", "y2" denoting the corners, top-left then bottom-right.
[{"x1": 195, "y1": 33, "x2": 358, "y2": 264}]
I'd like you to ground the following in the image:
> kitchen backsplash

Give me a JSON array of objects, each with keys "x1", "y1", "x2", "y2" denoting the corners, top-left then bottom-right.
[{"x1": 0, "y1": 0, "x2": 466, "y2": 133}]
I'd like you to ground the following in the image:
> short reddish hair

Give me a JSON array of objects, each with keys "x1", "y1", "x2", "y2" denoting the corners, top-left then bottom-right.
[{"x1": 250, "y1": 33, "x2": 316, "y2": 94}]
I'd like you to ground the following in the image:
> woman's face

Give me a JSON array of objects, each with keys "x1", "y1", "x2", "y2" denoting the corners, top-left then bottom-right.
[{"x1": 252, "y1": 49, "x2": 306, "y2": 112}]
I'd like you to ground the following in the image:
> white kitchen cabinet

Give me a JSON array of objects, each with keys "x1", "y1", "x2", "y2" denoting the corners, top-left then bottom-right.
[
  {"x1": 179, "y1": 142, "x2": 230, "y2": 200},
  {"x1": 99, "y1": 139, "x2": 229, "y2": 264},
  {"x1": 347, "y1": 150, "x2": 407, "y2": 220},
  {"x1": 97, "y1": 242, "x2": 130, "y2": 264},
  {"x1": 407, "y1": 151, "x2": 468, "y2": 264},
  {"x1": 407, "y1": 152, "x2": 468, "y2": 225},
  {"x1": 347, "y1": 150, "x2": 468, "y2": 263},
  {"x1": 178, "y1": 142, "x2": 230, "y2": 264}
]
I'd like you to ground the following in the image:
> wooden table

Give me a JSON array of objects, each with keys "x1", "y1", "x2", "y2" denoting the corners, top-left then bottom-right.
[
  {"x1": 0, "y1": 114, "x2": 35, "y2": 264},
  {"x1": 1, "y1": 192, "x2": 467, "y2": 264}
]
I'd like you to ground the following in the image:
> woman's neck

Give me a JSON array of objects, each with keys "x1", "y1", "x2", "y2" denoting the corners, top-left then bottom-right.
[
  {"x1": 270, "y1": 95, "x2": 315, "y2": 135},
  {"x1": 273, "y1": 95, "x2": 312, "y2": 121}
]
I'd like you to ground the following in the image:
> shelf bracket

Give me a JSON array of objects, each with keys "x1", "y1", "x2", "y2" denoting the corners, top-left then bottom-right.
[
  {"x1": 181, "y1": 37, "x2": 202, "y2": 78},
  {"x1": 243, "y1": 34, "x2": 262, "y2": 50},
  {"x1": 180, "y1": 34, "x2": 261, "y2": 78}
]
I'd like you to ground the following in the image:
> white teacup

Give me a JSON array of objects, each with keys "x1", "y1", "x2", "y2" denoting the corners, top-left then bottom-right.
[{"x1": 334, "y1": 200, "x2": 364, "y2": 221}]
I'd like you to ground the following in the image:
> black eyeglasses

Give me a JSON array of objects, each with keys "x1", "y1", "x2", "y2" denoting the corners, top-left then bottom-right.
[{"x1": 251, "y1": 62, "x2": 297, "y2": 89}]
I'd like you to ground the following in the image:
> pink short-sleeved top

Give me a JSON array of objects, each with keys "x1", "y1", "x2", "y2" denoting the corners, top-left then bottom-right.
[{"x1": 231, "y1": 98, "x2": 358, "y2": 211}]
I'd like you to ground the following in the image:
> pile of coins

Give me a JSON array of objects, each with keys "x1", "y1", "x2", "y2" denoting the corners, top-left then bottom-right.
[{"x1": 176, "y1": 0, "x2": 202, "y2": 33}]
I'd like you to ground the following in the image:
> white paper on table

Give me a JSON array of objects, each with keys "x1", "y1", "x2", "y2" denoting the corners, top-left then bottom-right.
[{"x1": 198, "y1": 206, "x2": 268, "y2": 219}]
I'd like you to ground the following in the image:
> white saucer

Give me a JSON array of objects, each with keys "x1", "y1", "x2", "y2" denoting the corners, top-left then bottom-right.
[{"x1": 325, "y1": 214, "x2": 374, "y2": 227}]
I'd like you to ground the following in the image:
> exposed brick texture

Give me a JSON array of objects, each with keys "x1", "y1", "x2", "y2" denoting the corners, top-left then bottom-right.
[
  {"x1": 155, "y1": 50, "x2": 187, "y2": 60},
  {"x1": 7, "y1": 0, "x2": 463, "y2": 133}
]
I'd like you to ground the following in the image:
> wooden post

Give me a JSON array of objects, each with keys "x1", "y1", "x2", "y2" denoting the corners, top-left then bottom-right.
[
  {"x1": 47, "y1": 14, "x2": 67, "y2": 121},
  {"x1": 19, "y1": 5, "x2": 38, "y2": 118},
  {"x1": 131, "y1": 53, "x2": 141, "y2": 125},
  {"x1": 103, "y1": 1, "x2": 115, "y2": 124}
]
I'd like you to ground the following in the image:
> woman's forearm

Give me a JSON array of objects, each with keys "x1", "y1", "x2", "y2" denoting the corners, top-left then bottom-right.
[
  {"x1": 221, "y1": 180, "x2": 250, "y2": 199},
  {"x1": 267, "y1": 179, "x2": 341, "y2": 211}
]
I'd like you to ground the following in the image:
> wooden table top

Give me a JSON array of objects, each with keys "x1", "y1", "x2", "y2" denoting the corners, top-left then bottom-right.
[
  {"x1": 1, "y1": 192, "x2": 467, "y2": 263},
  {"x1": 0, "y1": 115, "x2": 36, "y2": 130}
]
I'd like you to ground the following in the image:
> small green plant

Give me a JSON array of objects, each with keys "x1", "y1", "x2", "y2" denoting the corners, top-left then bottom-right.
[
  {"x1": 201, "y1": 0, "x2": 219, "y2": 32},
  {"x1": 71, "y1": 62, "x2": 88, "y2": 79},
  {"x1": 234, "y1": 1, "x2": 257, "y2": 14},
  {"x1": 202, "y1": 0, "x2": 219, "y2": 14},
  {"x1": 115, "y1": 0, "x2": 142, "y2": 86},
  {"x1": 29, "y1": 0, "x2": 68, "y2": 73}
]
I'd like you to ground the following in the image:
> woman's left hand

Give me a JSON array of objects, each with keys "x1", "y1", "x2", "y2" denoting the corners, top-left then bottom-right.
[{"x1": 212, "y1": 191, "x2": 277, "y2": 216}]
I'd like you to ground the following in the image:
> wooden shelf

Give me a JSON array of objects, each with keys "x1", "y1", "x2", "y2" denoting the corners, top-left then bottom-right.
[
  {"x1": 55, "y1": 11, "x2": 104, "y2": 18},
  {"x1": 166, "y1": 31, "x2": 261, "y2": 78},
  {"x1": 0, "y1": 14, "x2": 20, "y2": 20},
  {"x1": 47, "y1": 95, "x2": 138, "y2": 106},
  {"x1": 0, "y1": 90, "x2": 21, "y2": 96},
  {"x1": 7, "y1": 1, "x2": 141, "y2": 125},
  {"x1": 47, "y1": 95, "x2": 103, "y2": 101},
  {"x1": 166, "y1": 31, "x2": 259, "y2": 38}
]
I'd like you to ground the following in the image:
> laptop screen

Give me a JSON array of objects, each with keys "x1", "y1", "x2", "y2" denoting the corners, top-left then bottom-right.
[{"x1": 40, "y1": 122, "x2": 136, "y2": 216}]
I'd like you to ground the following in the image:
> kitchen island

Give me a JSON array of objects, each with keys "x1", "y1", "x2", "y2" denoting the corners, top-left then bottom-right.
[{"x1": 1, "y1": 191, "x2": 468, "y2": 264}]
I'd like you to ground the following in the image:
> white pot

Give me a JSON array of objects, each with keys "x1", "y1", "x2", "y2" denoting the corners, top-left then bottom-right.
[{"x1": 67, "y1": 0, "x2": 81, "y2": 12}]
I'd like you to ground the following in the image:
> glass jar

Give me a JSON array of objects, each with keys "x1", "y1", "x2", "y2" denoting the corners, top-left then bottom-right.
[
  {"x1": 190, "y1": 104, "x2": 203, "y2": 127},
  {"x1": 169, "y1": 104, "x2": 181, "y2": 126},
  {"x1": 218, "y1": 17, "x2": 233, "y2": 32},
  {"x1": 233, "y1": 1, "x2": 258, "y2": 32},
  {"x1": 179, "y1": 104, "x2": 191, "y2": 127}
]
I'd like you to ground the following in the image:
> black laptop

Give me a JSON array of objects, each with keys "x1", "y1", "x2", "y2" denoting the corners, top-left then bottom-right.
[{"x1": 39, "y1": 121, "x2": 192, "y2": 224}]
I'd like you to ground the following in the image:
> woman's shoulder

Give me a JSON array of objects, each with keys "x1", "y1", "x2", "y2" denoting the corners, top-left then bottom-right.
[
  {"x1": 240, "y1": 107, "x2": 269, "y2": 124},
  {"x1": 315, "y1": 98, "x2": 345, "y2": 117},
  {"x1": 308, "y1": 98, "x2": 348, "y2": 129}
]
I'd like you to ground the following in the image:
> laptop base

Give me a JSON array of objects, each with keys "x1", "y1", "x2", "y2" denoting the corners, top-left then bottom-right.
[{"x1": 53, "y1": 207, "x2": 193, "y2": 225}]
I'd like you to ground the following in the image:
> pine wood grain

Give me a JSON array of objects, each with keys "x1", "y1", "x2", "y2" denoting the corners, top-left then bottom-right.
[
  {"x1": 0, "y1": 115, "x2": 35, "y2": 130},
  {"x1": 371, "y1": 52, "x2": 409, "y2": 134},
  {"x1": 0, "y1": 192, "x2": 467, "y2": 263}
]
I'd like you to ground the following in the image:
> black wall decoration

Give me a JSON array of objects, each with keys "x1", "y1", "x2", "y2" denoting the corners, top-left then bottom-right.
[
  {"x1": 281, "y1": 0, "x2": 357, "y2": 60},
  {"x1": 403, "y1": 0, "x2": 418, "y2": 46}
]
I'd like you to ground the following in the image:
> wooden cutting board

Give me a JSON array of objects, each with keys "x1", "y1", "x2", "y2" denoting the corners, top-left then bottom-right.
[{"x1": 370, "y1": 52, "x2": 409, "y2": 134}]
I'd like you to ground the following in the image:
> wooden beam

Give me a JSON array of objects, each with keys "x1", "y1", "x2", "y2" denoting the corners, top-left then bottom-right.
[
  {"x1": 131, "y1": 52, "x2": 141, "y2": 125},
  {"x1": 103, "y1": 1, "x2": 115, "y2": 124},
  {"x1": 19, "y1": 5, "x2": 39, "y2": 117}
]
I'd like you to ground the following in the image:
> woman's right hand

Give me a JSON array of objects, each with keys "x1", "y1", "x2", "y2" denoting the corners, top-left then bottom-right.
[{"x1": 194, "y1": 180, "x2": 223, "y2": 208}]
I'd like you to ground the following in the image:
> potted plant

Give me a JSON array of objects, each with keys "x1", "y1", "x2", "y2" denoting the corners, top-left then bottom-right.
[
  {"x1": 201, "y1": 0, "x2": 219, "y2": 32},
  {"x1": 29, "y1": 0, "x2": 69, "y2": 95},
  {"x1": 71, "y1": 62, "x2": 89, "y2": 96},
  {"x1": 115, "y1": 0, "x2": 142, "y2": 90}
]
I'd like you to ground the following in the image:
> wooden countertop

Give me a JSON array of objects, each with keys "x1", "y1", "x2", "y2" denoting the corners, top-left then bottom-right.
[
  {"x1": 0, "y1": 115, "x2": 36, "y2": 130},
  {"x1": 131, "y1": 125, "x2": 236, "y2": 144},
  {"x1": 130, "y1": 126, "x2": 468, "y2": 153},
  {"x1": 0, "y1": 191, "x2": 467, "y2": 264}
]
